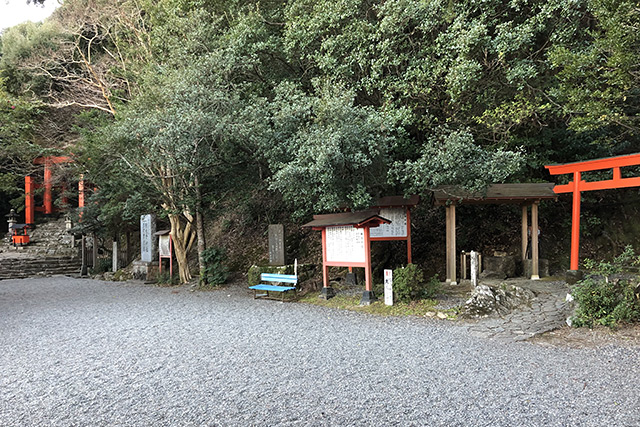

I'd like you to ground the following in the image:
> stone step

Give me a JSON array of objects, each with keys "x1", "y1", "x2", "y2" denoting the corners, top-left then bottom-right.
[{"x1": 0, "y1": 256, "x2": 83, "y2": 281}]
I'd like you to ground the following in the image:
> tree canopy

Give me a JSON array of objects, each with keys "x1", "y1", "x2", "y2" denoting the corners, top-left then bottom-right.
[{"x1": 2, "y1": 0, "x2": 639, "y2": 281}]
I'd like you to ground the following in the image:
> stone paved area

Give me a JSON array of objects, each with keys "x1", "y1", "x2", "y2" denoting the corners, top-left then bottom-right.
[{"x1": 462, "y1": 278, "x2": 574, "y2": 342}]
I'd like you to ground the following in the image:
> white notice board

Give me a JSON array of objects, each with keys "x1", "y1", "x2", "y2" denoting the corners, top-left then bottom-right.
[
  {"x1": 370, "y1": 208, "x2": 407, "y2": 239},
  {"x1": 159, "y1": 235, "x2": 171, "y2": 257},
  {"x1": 326, "y1": 226, "x2": 366, "y2": 263}
]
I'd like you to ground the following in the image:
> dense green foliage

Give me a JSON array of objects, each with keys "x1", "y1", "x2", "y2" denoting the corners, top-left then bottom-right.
[
  {"x1": 392, "y1": 264, "x2": 440, "y2": 302},
  {"x1": 2, "y1": 0, "x2": 640, "y2": 277},
  {"x1": 572, "y1": 246, "x2": 640, "y2": 328},
  {"x1": 201, "y1": 246, "x2": 229, "y2": 286}
]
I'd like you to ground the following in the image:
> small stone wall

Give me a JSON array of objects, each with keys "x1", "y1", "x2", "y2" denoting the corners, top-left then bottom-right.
[{"x1": 461, "y1": 283, "x2": 535, "y2": 318}]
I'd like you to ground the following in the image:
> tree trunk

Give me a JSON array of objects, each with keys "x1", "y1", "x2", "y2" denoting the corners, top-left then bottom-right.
[
  {"x1": 195, "y1": 175, "x2": 207, "y2": 285},
  {"x1": 169, "y1": 213, "x2": 192, "y2": 283}
]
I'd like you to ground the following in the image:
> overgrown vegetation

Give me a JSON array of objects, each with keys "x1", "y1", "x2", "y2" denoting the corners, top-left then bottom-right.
[
  {"x1": 2, "y1": 0, "x2": 640, "y2": 281},
  {"x1": 200, "y1": 246, "x2": 229, "y2": 287},
  {"x1": 572, "y1": 246, "x2": 640, "y2": 328}
]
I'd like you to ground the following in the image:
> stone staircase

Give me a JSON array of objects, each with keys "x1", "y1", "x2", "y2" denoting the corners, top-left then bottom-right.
[
  {"x1": 21, "y1": 217, "x2": 77, "y2": 257},
  {"x1": 0, "y1": 255, "x2": 82, "y2": 280},
  {"x1": 0, "y1": 217, "x2": 82, "y2": 280}
]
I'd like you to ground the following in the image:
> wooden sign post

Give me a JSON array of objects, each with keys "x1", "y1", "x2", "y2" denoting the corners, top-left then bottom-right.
[
  {"x1": 369, "y1": 196, "x2": 419, "y2": 264},
  {"x1": 304, "y1": 211, "x2": 390, "y2": 305}
]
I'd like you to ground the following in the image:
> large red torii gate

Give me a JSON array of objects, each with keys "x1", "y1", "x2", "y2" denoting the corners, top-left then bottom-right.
[
  {"x1": 25, "y1": 156, "x2": 85, "y2": 225},
  {"x1": 546, "y1": 153, "x2": 640, "y2": 271}
]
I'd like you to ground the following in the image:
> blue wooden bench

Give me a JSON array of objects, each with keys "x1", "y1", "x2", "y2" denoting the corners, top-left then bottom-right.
[{"x1": 249, "y1": 273, "x2": 298, "y2": 301}]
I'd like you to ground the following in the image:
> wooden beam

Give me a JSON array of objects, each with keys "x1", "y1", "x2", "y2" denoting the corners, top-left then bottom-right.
[
  {"x1": 552, "y1": 176, "x2": 640, "y2": 194},
  {"x1": 546, "y1": 152, "x2": 640, "y2": 174}
]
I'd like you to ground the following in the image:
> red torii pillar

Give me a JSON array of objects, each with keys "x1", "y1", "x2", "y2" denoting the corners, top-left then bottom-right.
[
  {"x1": 25, "y1": 156, "x2": 75, "y2": 224},
  {"x1": 546, "y1": 153, "x2": 640, "y2": 271}
]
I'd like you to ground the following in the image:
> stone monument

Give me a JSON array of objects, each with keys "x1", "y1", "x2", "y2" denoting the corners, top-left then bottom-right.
[
  {"x1": 268, "y1": 224, "x2": 286, "y2": 266},
  {"x1": 140, "y1": 214, "x2": 157, "y2": 262},
  {"x1": 132, "y1": 214, "x2": 158, "y2": 280}
]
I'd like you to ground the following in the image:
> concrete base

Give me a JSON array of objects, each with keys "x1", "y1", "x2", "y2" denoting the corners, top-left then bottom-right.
[
  {"x1": 565, "y1": 270, "x2": 584, "y2": 285},
  {"x1": 132, "y1": 261, "x2": 159, "y2": 281},
  {"x1": 360, "y1": 290, "x2": 376, "y2": 306},
  {"x1": 345, "y1": 272, "x2": 358, "y2": 286},
  {"x1": 523, "y1": 259, "x2": 549, "y2": 278},
  {"x1": 319, "y1": 287, "x2": 336, "y2": 300}
]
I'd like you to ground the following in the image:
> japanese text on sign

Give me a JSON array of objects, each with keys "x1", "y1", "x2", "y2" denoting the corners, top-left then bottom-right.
[
  {"x1": 370, "y1": 208, "x2": 407, "y2": 238},
  {"x1": 326, "y1": 226, "x2": 365, "y2": 263}
]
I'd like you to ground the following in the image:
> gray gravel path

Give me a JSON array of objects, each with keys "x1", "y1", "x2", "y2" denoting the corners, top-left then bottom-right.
[{"x1": 1, "y1": 277, "x2": 639, "y2": 426}]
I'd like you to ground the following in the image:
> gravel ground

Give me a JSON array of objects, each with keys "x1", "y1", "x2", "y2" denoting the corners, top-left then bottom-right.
[{"x1": 1, "y1": 277, "x2": 639, "y2": 426}]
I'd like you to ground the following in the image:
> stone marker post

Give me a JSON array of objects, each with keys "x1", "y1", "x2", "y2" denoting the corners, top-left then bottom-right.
[
  {"x1": 140, "y1": 214, "x2": 157, "y2": 263},
  {"x1": 268, "y1": 224, "x2": 286, "y2": 266},
  {"x1": 384, "y1": 269, "x2": 393, "y2": 306},
  {"x1": 112, "y1": 239, "x2": 119, "y2": 272},
  {"x1": 470, "y1": 250, "x2": 479, "y2": 287}
]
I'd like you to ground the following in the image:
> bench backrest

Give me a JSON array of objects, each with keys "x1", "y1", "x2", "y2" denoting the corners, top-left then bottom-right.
[{"x1": 261, "y1": 273, "x2": 298, "y2": 284}]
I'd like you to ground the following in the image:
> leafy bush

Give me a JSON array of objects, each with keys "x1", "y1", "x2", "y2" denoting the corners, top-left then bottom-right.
[
  {"x1": 572, "y1": 246, "x2": 640, "y2": 328},
  {"x1": 201, "y1": 247, "x2": 229, "y2": 286},
  {"x1": 393, "y1": 264, "x2": 441, "y2": 303},
  {"x1": 572, "y1": 278, "x2": 640, "y2": 328}
]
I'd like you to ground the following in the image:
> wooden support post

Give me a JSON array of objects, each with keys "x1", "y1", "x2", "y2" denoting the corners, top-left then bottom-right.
[
  {"x1": 521, "y1": 204, "x2": 528, "y2": 261},
  {"x1": 43, "y1": 158, "x2": 53, "y2": 214},
  {"x1": 445, "y1": 206, "x2": 452, "y2": 282},
  {"x1": 78, "y1": 175, "x2": 85, "y2": 220},
  {"x1": 570, "y1": 172, "x2": 581, "y2": 271},
  {"x1": 25, "y1": 176, "x2": 34, "y2": 225},
  {"x1": 81, "y1": 235, "x2": 87, "y2": 276},
  {"x1": 112, "y1": 239, "x2": 119, "y2": 273},
  {"x1": 531, "y1": 202, "x2": 540, "y2": 280},
  {"x1": 461, "y1": 252, "x2": 467, "y2": 280},
  {"x1": 364, "y1": 228, "x2": 372, "y2": 293},
  {"x1": 406, "y1": 208, "x2": 412, "y2": 264},
  {"x1": 320, "y1": 228, "x2": 334, "y2": 299},
  {"x1": 92, "y1": 232, "x2": 98, "y2": 269},
  {"x1": 446, "y1": 204, "x2": 457, "y2": 285}
]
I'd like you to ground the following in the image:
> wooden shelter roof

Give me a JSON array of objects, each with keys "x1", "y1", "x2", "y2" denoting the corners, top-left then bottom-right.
[
  {"x1": 433, "y1": 183, "x2": 557, "y2": 205},
  {"x1": 302, "y1": 210, "x2": 391, "y2": 229},
  {"x1": 371, "y1": 195, "x2": 420, "y2": 208}
]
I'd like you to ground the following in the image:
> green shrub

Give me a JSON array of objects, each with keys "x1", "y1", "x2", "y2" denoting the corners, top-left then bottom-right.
[
  {"x1": 573, "y1": 246, "x2": 640, "y2": 328},
  {"x1": 392, "y1": 264, "x2": 440, "y2": 303},
  {"x1": 201, "y1": 247, "x2": 229, "y2": 286},
  {"x1": 572, "y1": 277, "x2": 640, "y2": 328}
]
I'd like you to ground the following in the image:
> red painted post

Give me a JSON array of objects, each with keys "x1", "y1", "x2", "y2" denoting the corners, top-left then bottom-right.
[
  {"x1": 25, "y1": 176, "x2": 34, "y2": 225},
  {"x1": 43, "y1": 158, "x2": 53, "y2": 214},
  {"x1": 364, "y1": 227, "x2": 372, "y2": 292},
  {"x1": 78, "y1": 175, "x2": 85, "y2": 217},
  {"x1": 570, "y1": 172, "x2": 581, "y2": 271},
  {"x1": 321, "y1": 228, "x2": 329, "y2": 289}
]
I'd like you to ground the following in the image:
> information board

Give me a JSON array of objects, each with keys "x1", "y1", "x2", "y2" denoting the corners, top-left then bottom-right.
[
  {"x1": 326, "y1": 225, "x2": 365, "y2": 263},
  {"x1": 159, "y1": 235, "x2": 171, "y2": 257},
  {"x1": 370, "y1": 208, "x2": 407, "y2": 239}
]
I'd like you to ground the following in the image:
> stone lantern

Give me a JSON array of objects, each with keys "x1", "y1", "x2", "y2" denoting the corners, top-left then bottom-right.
[{"x1": 5, "y1": 209, "x2": 18, "y2": 242}]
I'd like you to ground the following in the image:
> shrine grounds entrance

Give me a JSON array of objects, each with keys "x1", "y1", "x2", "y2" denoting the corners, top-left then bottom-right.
[{"x1": 1, "y1": 276, "x2": 638, "y2": 425}]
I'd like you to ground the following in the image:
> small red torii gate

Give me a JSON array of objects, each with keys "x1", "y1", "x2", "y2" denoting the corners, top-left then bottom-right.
[{"x1": 546, "y1": 153, "x2": 640, "y2": 271}]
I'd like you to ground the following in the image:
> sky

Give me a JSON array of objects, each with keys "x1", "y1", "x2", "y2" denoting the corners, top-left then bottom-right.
[{"x1": 1, "y1": 0, "x2": 60, "y2": 33}]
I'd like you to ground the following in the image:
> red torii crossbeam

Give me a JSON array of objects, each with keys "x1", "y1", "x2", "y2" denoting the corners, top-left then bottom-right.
[{"x1": 546, "y1": 153, "x2": 640, "y2": 271}]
